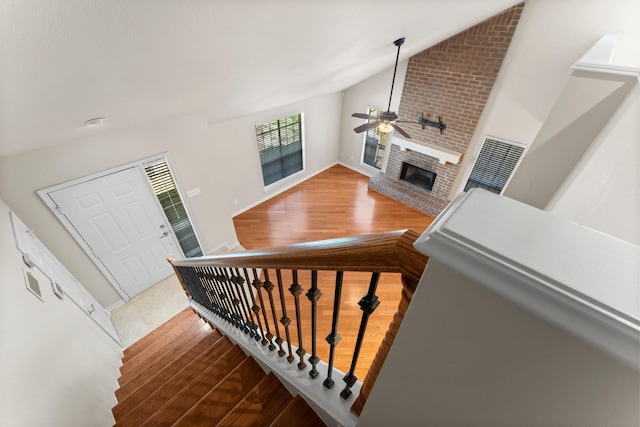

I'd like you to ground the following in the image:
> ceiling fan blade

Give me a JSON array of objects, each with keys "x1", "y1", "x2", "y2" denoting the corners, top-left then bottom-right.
[
  {"x1": 353, "y1": 122, "x2": 379, "y2": 134},
  {"x1": 352, "y1": 113, "x2": 379, "y2": 120},
  {"x1": 391, "y1": 123, "x2": 411, "y2": 139}
]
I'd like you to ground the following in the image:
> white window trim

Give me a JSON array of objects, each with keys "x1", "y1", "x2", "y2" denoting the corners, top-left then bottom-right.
[
  {"x1": 255, "y1": 112, "x2": 306, "y2": 191},
  {"x1": 464, "y1": 135, "x2": 528, "y2": 195}
]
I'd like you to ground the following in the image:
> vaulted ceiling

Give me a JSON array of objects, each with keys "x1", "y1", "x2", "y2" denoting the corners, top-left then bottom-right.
[{"x1": 0, "y1": 0, "x2": 523, "y2": 157}]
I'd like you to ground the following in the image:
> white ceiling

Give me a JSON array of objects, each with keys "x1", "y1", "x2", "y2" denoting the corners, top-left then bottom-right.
[{"x1": 0, "y1": 0, "x2": 522, "y2": 157}]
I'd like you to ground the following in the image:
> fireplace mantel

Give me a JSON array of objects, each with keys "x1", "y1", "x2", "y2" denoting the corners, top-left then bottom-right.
[{"x1": 391, "y1": 136, "x2": 462, "y2": 165}]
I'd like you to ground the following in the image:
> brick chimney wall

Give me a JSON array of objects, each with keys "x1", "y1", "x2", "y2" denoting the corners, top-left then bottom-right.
[{"x1": 370, "y1": 3, "x2": 524, "y2": 216}]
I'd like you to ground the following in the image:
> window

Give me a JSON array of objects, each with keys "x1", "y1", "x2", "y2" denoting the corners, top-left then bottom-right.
[
  {"x1": 361, "y1": 107, "x2": 387, "y2": 170},
  {"x1": 464, "y1": 137, "x2": 525, "y2": 195},
  {"x1": 255, "y1": 113, "x2": 304, "y2": 187},
  {"x1": 143, "y1": 159, "x2": 203, "y2": 257}
]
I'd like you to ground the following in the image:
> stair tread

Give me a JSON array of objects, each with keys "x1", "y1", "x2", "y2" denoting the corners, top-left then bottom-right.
[
  {"x1": 122, "y1": 308, "x2": 196, "y2": 361},
  {"x1": 117, "y1": 317, "x2": 211, "y2": 389},
  {"x1": 172, "y1": 356, "x2": 267, "y2": 426},
  {"x1": 112, "y1": 330, "x2": 226, "y2": 422},
  {"x1": 132, "y1": 345, "x2": 247, "y2": 427},
  {"x1": 217, "y1": 372, "x2": 294, "y2": 427},
  {"x1": 119, "y1": 314, "x2": 204, "y2": 380},
  {"x1": 270, "y1": 395, "x2": 327, "y2": 427}
]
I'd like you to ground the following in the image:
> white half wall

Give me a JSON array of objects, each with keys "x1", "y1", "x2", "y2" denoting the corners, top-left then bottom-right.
[
  {"x1": 358, "y1": 259, "x2": 640, "y2": 427},
  {"x1": 0, "y1": 196, "x2": 122, "y2": 426}
]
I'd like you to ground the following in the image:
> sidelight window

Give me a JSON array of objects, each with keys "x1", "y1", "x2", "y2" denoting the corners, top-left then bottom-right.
[{"x1": 143, "y1": 159, "x2": 203, "y2": 257}]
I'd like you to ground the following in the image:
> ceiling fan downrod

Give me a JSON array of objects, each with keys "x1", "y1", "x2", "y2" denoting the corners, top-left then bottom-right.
[{"x1": 386, "y1": 37, "x2": 405, "y2": 113}]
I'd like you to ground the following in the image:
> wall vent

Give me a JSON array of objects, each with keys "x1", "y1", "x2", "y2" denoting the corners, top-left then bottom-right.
[
  {"x1": 24, "y1": 269, "x2": 44, "y2": 302},
  {"x1": 52, "y1": 280, "x2": 64, "y2": 300}
]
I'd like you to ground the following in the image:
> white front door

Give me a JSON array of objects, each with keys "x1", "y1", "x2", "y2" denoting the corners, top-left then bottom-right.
[{"x1": 48, "y1": 167, "x2": 181, "y2": 299}]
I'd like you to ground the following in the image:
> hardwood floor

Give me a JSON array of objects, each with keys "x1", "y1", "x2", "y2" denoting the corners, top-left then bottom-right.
[
  {"x1": 233, "y1": 164, "x2": 434, "y2": 381},
  {"x1": 234, "y1": 164, "x2": 434, "y2": 249}
]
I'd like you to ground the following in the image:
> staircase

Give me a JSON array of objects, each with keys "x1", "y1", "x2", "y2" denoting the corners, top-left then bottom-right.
[{"x1": 112, "y1": 308, "x2": 327, "y2": 426}]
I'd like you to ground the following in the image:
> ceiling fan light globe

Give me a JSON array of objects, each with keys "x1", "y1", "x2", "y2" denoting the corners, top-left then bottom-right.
[{"x1": 378, "y1": 122, "x2": 394, "y2": 133}]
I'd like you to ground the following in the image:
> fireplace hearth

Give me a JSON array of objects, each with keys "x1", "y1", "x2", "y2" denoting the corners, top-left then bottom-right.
[{"x1": 400, "y1": 163, "x2": 436, "y2": 192}]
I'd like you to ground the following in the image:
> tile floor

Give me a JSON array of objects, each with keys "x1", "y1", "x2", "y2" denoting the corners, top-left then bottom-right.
[
  {"x1": 110, "y1": 245, "x2": 244, "y2": 348},
  {"x1": 110, "y1": 274, "x2": 189, "y2": 348}
]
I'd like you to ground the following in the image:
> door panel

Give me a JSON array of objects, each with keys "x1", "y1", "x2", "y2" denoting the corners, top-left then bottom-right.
[{"x1": 48, "y1": 167, "x2": 180, "y2": 299}]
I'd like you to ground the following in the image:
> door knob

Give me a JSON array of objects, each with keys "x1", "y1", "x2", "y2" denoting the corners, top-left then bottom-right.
[{"x1": 160, "y1": 231, "x2": 169, "y2": 238}]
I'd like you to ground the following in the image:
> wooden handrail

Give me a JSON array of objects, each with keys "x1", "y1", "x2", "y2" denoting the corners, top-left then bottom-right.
[
  {"x1": 171, "y1": 229, "x2": 425, "y2": 278},
  {"x1": 169, "y1": 229, "x2": 428, "y2": 417}
]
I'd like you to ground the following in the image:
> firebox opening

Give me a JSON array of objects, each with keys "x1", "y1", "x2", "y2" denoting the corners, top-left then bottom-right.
[{"x1": 399, "y1": 162, "x2": 436, "y2": 192}]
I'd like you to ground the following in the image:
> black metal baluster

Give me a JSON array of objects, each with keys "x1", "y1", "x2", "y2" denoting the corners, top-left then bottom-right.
[
  {"x1": 323, "y1": 271, "x2": 344, "y2": 389},
  {"x1": 233, "y1": 268, "x2": 256, "y2": 337},
  {"x1": 179, "y1": 266, "x2": 206, "y2": 307},
  {"x1": 201, "y1": 267, "x2": 223, "y2": 316},
  {"x1": 340, "y1": 272, "x2": 381, "y2": 400},
  {"x1": 305, "y1": 270, "x2": 321, "y2": 379},
  {"x1": 218, "y1": 267, "x2": 243, "y2": 328},
  {"x1": 289, "y1": 270, "x2": 307, "y2": 370},
  {"x1": 243, "y1": 268, "x2": 263, "y2": 342},
  {"x1": 263, "y1": 269, "x2": 285, "y2": 357},
  {"x1": 210, "y1": 267, "x2": 232, "y2": 322},
  {"x1": 253, "y1": 268, "x2": 275, "y2": 350},
  {"x1": 197, "y1": 267, "x2": 219, "y2": 314},
  {"x1": 276, "y1": 269, "x2": 295, "y2": 363},
  {"x1": 220, "y1": 268, "x2": 246, "y2": 331},
  {"x1": 224, "y1": 267, "x2": 246, "y2": 332}
]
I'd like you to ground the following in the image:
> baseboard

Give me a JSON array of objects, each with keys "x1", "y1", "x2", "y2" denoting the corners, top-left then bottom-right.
[
  {"x1": 206, "y1": 240, "x2": 246, "y2": 255},
  {"x1": 106, "y1": 299, "x2": 126, "y2": 312},
  {"x1": 337, "y1": 161, "x2": 376, "y2": 178},
  {"x1": 231, "y1": 162, "x2": 340, "y2": 218}
]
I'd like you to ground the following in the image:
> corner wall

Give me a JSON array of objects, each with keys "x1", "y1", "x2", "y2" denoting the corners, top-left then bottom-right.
[
  {"x1": 0, "y1": 197, "x2": 122, "y2": 426},
  {"x1": 545, "y1": 79, "x2": 639, "y2": 244}
]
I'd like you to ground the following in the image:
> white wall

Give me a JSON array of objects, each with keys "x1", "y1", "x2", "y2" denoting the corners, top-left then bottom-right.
[
  {"x1": 208, "y1": 93, "x2": 343, "y2": 217},
  {"x1": 358, "y1": 259, "x2": 640, "y2": 427},
  {"x1": 0, "y1": 196, "x2": 122, "y2": 426},
  {"x1": 546, "y1": 80, "x2": 639, "y2": 244},
  {"x1": 0, "y1": 93, "x2": 342, "y2": 307},
  {"x1": 504, "y1": 72, "x2": 636, "y2": 208}
]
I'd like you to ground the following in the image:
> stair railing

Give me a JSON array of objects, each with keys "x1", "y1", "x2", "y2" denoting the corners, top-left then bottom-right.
[{"x1": 169, "y1": 229, "x2": 427, "y2": 418}]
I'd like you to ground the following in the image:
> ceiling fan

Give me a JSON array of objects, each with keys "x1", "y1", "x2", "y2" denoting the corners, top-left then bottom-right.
[
  {"x1": 352, "y1": 38, "x2": 447, "y2": 139},
  {"x1": 352, "y1": 37, "x2": 411, "y2": 138}
]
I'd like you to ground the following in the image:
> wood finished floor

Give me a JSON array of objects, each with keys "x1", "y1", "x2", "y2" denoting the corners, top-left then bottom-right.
[{"x1": 233, "y1": 164, "x2": 435, "y2": 380}]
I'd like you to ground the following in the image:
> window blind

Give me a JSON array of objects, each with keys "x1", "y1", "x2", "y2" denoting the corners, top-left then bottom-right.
[
  {"x1": 464, "y1": 138, "x2": 525, "y2": 195},
  {"x1": 144, "y1": 159, "x2": 203, "y2": 258},
  {"x1": 255, "y1": 113, "x2": 303, "y2": 186}
]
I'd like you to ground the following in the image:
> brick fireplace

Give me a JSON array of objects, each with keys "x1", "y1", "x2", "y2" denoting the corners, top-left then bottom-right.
[
  {"x1": 368, "y1": 3, "x2": 524, "y2": 217},
  {"x1": 369, "y1": 141, "x2": 454, "y2": 217}
]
